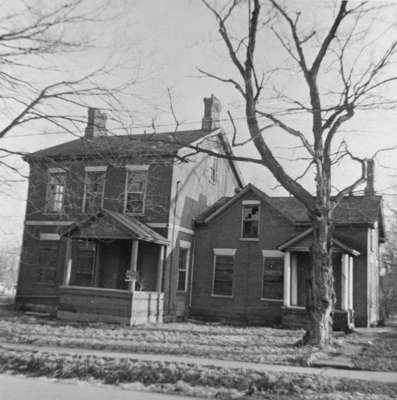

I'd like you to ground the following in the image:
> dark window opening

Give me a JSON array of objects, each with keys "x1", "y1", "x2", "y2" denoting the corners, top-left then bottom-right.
[
  {"x1": 262, "y1": 257, "x2": 283, "y2": 299},
  {"x1": 36, "y1": 241, "x2": 58, "y2": 284},
  {"x1": 242, "y1": 204, "x2": 259, "y2": 238},
  {"x1": 213, "y1": 255, "x2": 234, "y2": 296}
]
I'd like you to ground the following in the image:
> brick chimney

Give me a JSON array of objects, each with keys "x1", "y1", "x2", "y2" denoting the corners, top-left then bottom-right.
[
  {"x1": 84, "y1": 107, "x2": 107, "y2": 139},
  {"x1": 365, "y1": 159, "x2": 375, "y2": 196},
  {"x1": 201, "y1": 95, "x2": 221, "y2": 131}
]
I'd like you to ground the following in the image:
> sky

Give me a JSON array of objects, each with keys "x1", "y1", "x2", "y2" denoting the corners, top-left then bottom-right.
[{"x1": 2, "y1": 0, "x2": 397, "y2": 246}]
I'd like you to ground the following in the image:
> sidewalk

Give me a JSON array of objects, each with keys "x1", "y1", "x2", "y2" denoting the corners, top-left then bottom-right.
[{"x1": 1, "y1": 340, "x2": 397, "y2": 384}]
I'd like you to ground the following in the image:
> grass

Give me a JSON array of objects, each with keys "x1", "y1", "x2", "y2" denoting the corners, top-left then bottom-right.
[
  {"x1": 1, "y1": 347, "x2": 397, "y2": 400},
  {"x1": 0, "y1": 314, "x2": 313, "y2": 365}
]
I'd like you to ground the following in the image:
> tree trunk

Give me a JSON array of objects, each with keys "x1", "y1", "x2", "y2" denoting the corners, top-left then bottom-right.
[{"x1": 303, "y1": 211, "x2": 335, "y2": 347}]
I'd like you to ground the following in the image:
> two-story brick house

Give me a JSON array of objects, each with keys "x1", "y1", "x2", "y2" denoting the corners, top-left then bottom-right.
[{"x1": 16, "y1": 95, "x2": 244, "y2": 324}]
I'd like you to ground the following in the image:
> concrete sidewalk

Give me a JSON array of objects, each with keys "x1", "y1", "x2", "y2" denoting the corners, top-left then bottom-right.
[{"x1": 1, "y1": 341, "x2": 397, "y2": 384}]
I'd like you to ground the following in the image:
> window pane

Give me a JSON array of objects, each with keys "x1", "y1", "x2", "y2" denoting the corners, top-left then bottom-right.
[
  {"x1": 84, "y1": 171, "x2": 106, "y2": 213},
  {"x1": 36, "y1": 242, "x2": 58, "y2": 284},
  {"x1": 70, "y1": 241, "x2": 96, "y2": 287},
  {"x1": 242, "y1": 205, "x2": 259, "y2": 238},
  {"x1": 177, "y1": 248, "x2": 189, "y2": 291},
  {"x1": 213, "y1": 255, "x2": 234, "y2": 296},
  {"x1": 125, "y1": 170, "x2": 147, "y2": 214},
  {"x1": 46, "y1": 172, "x2": 66, "y2": 212},
  {"x1": 263, "y1": 257, "x2": 283, "y2": 299}
]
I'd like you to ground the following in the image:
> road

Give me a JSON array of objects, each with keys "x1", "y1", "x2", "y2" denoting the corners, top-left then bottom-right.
[{"x1": 0, "y1": 374, "x2": 197, "y2": 400}]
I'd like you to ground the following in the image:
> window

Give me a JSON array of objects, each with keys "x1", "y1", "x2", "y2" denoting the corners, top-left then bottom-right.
[
  {"x1": 262, "y1": 251, "x2": 284, "y2": 300},
  {"x1": 242, "y1": 202, "x2": 260, "y2": 239},
  {"x1": 83, "y1": 168, "x2": 106, "y2": 213},
  {"x1": 36, "y1": 241, "x2": 58, "y2": 284},
  {"x1": 46, "y1": 169, "x2": 66, "y2": 213},
  {"x1": 124, "y1": 166, "x2": 148, "y2": 214},
  {"x1": 177, "y1": 245, "x2": 190, "y2": 292},
  {"x1": 210, "y1": 156, "x2": 218, "y2": 184},
  {"x1": 212, "y1": 249, "x2": 235, "y2": 297},
  {"x1": 70, "y1": 240, "x2": 96, "y2": 287}
]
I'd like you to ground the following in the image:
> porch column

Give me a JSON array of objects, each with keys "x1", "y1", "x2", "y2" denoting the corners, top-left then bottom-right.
[
  {"x1": 156, "y1": 245, "x2": 165, "y2": 292},
  {"x1": 283, "y1": 251, "x2": 291, "y2": 306},
  {"x1": 348, "y1": 256, "x2": 354, "y2": 310},
  {"x1": 341, "y1": 253, "x2": 349, "y2": 311},
  {"x1": 63, "y1": 237, "x2": 72, "y2": 286},
  {"x1": 291, "y1": 254, "x2": 298, "y2": 306},
  {"x1": 129, "y1": 240, "x2": 139, "y2": 292}
]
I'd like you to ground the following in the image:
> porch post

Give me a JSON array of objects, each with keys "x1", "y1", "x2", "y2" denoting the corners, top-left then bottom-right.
[
  {"x1": 63, "y1": 237, "x2": 72, "y2": 286},
  {"x1": 348, "y1": 256, "x2": 354, "y2": 310},
  {"x1": 341, "y1": 253, "x2": 349, "y2": 311},
  {"x1": 291, "y1": 253, "x2": 298, "y2": 306},
  {"x1": 156, "y1": 245, "x2": 165, "y2": 292},
  {"x1": 129, "y1": 240, "x2": 139, "y2": 292},
  {"x1": 283, "y1": 251, "x2": 291, "y2": 306}
]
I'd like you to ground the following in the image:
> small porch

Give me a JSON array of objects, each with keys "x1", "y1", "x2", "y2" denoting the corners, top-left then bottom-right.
[
  {"x1": 58, "y1": 209, "x2": 168, "y2": 325},
  {"x1": 279, "y1": 229, "x2": 358, "y2": 331}
]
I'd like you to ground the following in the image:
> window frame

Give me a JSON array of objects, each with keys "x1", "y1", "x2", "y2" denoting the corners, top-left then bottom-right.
[
  {"x1": 261, "y1": 250, "x2": 284, "y2": 302},
  {"x1": 241, "y1": 200, "x2": 260, "y2": 240},
  {"x1": 35, "y1": 239, "x2": 59, "y2": 285},
  {"x1": 45, "y1": 168, "x2": 67, "y2": 214},
  {"x1": 212, "y1": 248, "x2": 236, "y2": 298},
  {"x1": 176, "y1": 240, "x2": 191, "y2": 292},
  {"x1": 123, "y1": 165, "x2": 149, "y2": 216},
  {"x1": 82, "y1": 166, "x2": 107, "y2": 213}
]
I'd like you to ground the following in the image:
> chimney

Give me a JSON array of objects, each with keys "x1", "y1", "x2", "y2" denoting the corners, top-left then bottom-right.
[
  {"x1": 201, "y1": 94, "x2": 221, "y2": 130},
  {"x1": 365, "y1": 159, "x2": 375, "y2": 196},
  {"x1": 84, "y1": 107, "x2": 107, "y2": 139}
]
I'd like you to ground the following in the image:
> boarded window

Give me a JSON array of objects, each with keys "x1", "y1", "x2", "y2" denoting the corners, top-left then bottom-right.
[
  {"x1": 70, "y1": 241, "x2": 96, "y2": 287},
  {"x1": 36, "y1": 242, "x2": 58, "y2": 284},
  {"x1": 125, "y1": 170, "x2": 148, "y2": 214},
  {"x1": 177, "y1": 247, "x2": 189, "y2": 291},
  {"x1": 83, "y1": 170, "x2": 106, "y2": 213},
  {"x1": 46, "y1": 171, "x2": 66, "y2": 213},
  {"x1": 262, "y1": 257, "x2": 283, "y2": 300},
  {"x1": 213, "y1": 255, "x2": 234, "y2": 296},
  {"x1": 242, "y1": 204, "x2": 260, "y2": 238}
]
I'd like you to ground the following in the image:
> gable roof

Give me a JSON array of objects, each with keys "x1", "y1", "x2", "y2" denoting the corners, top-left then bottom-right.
[
  {"x1": 62, "y1": 209, "x2": 169, "y2": 245},
  {"x1": 195, "y1": 184, "x2": 295, "y2": 225},
  {"x1": 196, "y1": 184, "x2": 384, "y2": 231},
  {"x1": 277, "y1": 228, "x2": 360, "y2": 256},
  {"x1": 26, "y1": 129, "x2": 216, "y2": 160}
]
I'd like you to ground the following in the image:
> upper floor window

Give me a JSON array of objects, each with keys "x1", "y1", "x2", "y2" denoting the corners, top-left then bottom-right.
[
  {"x1": 212, "y1": 248, "x2": 236, "y2": 297},
  {"x1": 45, "y1": 168, "x2": 66, "y2": 213},
  {"x1": 241, "y1": 201, "x2": 260, "y2": 239},
  {"x1": 83, "y1": 167, "x2": 107, "y2": 213},
  {"x1": 124, "y1": 165, "x2": 149, "y2": 215}
]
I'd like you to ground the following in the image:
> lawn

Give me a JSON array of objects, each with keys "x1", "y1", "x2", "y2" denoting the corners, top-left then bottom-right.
[
  {"x1": 1, "y1": 347, "x2": 396, "y2": 400},
  {"x1": 0, "y1": 314, "x2": 310, "y2": 365}
]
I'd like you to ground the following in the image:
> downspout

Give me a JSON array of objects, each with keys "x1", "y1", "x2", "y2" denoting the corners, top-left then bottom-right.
[{"x1": 168, "y1": 180, "x2": 181, "y2": 317}]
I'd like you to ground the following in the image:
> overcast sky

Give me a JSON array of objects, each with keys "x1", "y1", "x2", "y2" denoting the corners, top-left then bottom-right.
[{"x1": 2, "y1": 0, "x2": 397, "y2": 244}]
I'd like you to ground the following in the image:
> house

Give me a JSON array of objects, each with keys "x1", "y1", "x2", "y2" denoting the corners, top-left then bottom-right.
[
  {"x1": 16, "y1": 95, "x2": 244, "y2": 324},
  {"x1": 191, "y1": 179, "x2": 385, "y2": 330}
]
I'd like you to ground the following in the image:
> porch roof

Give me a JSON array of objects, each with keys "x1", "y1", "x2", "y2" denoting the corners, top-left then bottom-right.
[
  {"x1": 61, "y1": 209, "x2": 169, "y2": 245},
  {"x1": 277, "y1": 228, "x2": 360, "y2": 256}
]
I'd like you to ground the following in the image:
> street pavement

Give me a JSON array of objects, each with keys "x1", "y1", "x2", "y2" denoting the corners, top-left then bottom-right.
[{"x1": 0, "y1": 374, "x2": 198, "y2": 400}]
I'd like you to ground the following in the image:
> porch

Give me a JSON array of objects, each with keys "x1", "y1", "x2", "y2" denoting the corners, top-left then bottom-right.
[
  {"x1": 58, "y1": 209, "x2": 168, "y2": 325},
  {"x1": 279, "y1": 230, "x2": 358, "y2": 331}
]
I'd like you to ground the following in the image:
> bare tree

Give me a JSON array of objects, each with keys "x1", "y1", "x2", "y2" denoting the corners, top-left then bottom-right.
[
  {"x1": 195, "y1": 0, "x2": 397, "y2": 346},
  {"x1": 0, "y1": 0, "x2": 135, "y2": 164}
]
